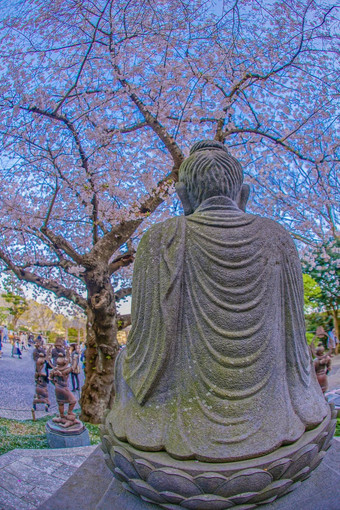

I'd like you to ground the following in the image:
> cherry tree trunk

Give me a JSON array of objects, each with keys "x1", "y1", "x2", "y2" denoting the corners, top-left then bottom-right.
[{"x1": 79, "y1": 268, "x2": 119, "y2": 424}]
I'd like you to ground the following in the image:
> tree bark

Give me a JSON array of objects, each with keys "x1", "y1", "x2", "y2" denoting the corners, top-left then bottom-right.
[{"x1": 79, "y1": 268, "x2": 119, "y2": 423}]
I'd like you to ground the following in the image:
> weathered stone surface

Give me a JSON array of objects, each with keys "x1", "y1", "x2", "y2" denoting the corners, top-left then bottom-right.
[
  {"x1": 159, "y1": 491, "x2": 184, "y2": 504},
  {"x1": 308, "y1": 450, "x2": 326, "y2": 471},
  {"x1": 105, "y1": 140, "x2": 329, "y2": 464},
  {"x1": 180, "y1": 494, "x2": 234, "y2": 509},
  {"x1": 159, "y1": 504, "x2": 180, "y2": 510},
  {"x1": 267, "y1": 459, "x2": 292, "y2": 479},
  {"x1": 113, "y1": 446, "x2": 139, "y2": 479},
  {"x1": 134, "y1": 459, "x2": 155, "y2": 481},
  {"x1": 100, "y1": 141, "x2": 334, "y2": 508},
  {"x1": 291, "y1": 467, "x2": 311, "y2": 483},
  {"x1": 101, "y1": 435, "x2": 111, "y2": 456},
  {"x1": 284, "y1": 444, "x2": 318, "y2": 478},
  {"x1": 249, "y1": 480, "x2": 293, "y2": 503},
  {"x1": 216, "y1": 469, "x2": 273, "y2": 498},
  {"x1": 129, "y1": 479, "x2": 166, "y2": 503},
  {"x1": 229, "y1": 492, "x2": 258, "y2": 505},
  {"x1": 147, "y1": 468, "x2": 202, "y2": 498},
  {"x1": 114, "y1": 467, "x2": 130, "y2": 483},
  {"x1": 193, "y1": 473, "x2": 227, "y2": 494},
  {"x1": 321, "y1": 420, "x2": 337, "y2": 451},
  {"x1": 103, "y1": 452, "x2": 115, "y2": 472},
  {"x1": 98, "y1": 411, "x2": 334, "y2": 507}
]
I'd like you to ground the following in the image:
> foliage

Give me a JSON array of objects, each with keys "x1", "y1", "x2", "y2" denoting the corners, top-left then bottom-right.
[
  {"x1": 304, "y1": 238, "x2": 339, "y2": 312},
  {"x1": 0, "y1": 306, "x2": 9, "y2": 324},
  {"x1": 303, "y1": 274, "x2": 322, "y2": 312},
  {"x1": 0, "y1": 415, "x2": 101, "y2": 455},
  {"x1": 0, "y1": 0, "x2": 338, "y2": 305},
  {"x1": 305, "y1": 311, "x2": 333, "y2": 336},
  {"x1": 16, "y1": 298, "x2": 86, "y2": 339},
  {"x1": 336, "y1": 416, "x2": 340, "y2": 437},
  {"x1": 84, "y1": 422, "x2": 101, "y2": 444},
  {"x1": 1, "y1": 275, "x2": 29, "y2": 328}
]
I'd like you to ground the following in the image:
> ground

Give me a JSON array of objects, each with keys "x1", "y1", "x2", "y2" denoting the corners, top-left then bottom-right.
[
  {"x1": 0, "y1": 342, "x2": 339, "y2": 509},
  {"x1": 0, "y1": 342, "x2": 100, "y2": 509},
  {"x1": 0, "y1": 342, "x2": 83, "y2": 420}
]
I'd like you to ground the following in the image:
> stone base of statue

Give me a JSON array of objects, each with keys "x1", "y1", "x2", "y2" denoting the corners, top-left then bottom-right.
[
  {"x1": 100, "y1": 404, "x2": 336, "y2": 509},
  {"x1": 46, "y1": 419, "x2": 90, "y2": 449},
  {"x1": 326, "y1": 390, "x2": 340, "y2": 417}
]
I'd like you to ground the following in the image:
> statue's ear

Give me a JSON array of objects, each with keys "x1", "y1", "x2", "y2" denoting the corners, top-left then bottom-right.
[
  {"x1": 175, "y1": 182, "x2": 194, "y2": 216},
  {"x1": 237, "y1": 184, "x2": 250, "y2": 212}
]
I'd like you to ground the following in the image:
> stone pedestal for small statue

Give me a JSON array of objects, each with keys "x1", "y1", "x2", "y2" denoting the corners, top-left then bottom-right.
[{"x1": 46, "y1": 420, "x2": 90, "y2": 449}]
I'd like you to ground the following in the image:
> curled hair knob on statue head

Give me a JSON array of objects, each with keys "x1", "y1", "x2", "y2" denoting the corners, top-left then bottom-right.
[
  {"x1": 189, "y1": 139, "x2": 230, "y2": 155},
  {"x1": 176, "y1": 139, "x2": 250, "y2": 215}
]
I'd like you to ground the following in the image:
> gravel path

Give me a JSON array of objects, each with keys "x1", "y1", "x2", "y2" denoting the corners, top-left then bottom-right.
[{"x1": 0, "y1": 343, "x2": 84, "y2": 420}]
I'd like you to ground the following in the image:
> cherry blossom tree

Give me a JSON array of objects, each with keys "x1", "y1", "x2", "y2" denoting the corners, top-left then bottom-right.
[
  {"x1": 0, "y1": 0, "x2": 338, "y2": 422},
  {"x1": 303, "y1": 238, "x2": 340, "y2": 338}
]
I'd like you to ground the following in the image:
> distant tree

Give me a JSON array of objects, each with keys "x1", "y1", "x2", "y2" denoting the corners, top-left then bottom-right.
[
  {"x1": 0, "y1": 0, "x2": 338, "y2": 422},
  {"x1": 19, "y1": 300, "x2": 55, "y2": 334},
  {"x1": 302, "y1": 274, "x2": 322, "y2": 312},
  {"x1": 0, "y1": 306, "x2": 9, "y2": 324},
  {"x1": 303, "y1": 238, "x2": 339, "y2": 338},
  {"x1": 1, "y1": 275, "x2": 29, "y2": 330}
]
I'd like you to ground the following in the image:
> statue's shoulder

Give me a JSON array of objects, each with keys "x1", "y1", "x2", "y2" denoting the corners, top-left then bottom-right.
[
  {"x1": 255, "y1": 216, "x2": 297, "y2": 251},
  {"x1": 255, "y1": 215, "x2": 292, "y2": 237},
  {"x1": 139, "y1": 216, "x2": 184, "y2": 249},
  {"x1": 143, "y1": 216, "x2": 183, "y2": 237}
]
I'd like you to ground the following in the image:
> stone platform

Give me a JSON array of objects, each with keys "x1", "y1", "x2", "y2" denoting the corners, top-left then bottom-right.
[
  {"x1": 39, "y1": 440, "x2": 340, "y2": 510},
  {"x1": 99, "y1": 408, "x2": 336, "y2": 508},
  {"x1": 0, "y1": 445, "x2": 96, "y2": 509}
]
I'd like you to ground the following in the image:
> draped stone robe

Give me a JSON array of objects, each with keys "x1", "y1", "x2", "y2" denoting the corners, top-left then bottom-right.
[{"x1": 108, "y1": 196, "x2": 329, "y2": 462}]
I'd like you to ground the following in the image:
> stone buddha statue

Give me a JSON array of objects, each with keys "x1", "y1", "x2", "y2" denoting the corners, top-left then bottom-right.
[{"x1": 102, "y1": 140, "x2": 334, "y2": 507}]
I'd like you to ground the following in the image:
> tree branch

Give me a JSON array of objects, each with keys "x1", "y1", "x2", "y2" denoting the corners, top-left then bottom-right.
[
  {"x1": 53, "y1": 0, "x2": 111, "y2": 114},
  {"x1": 224, "y1": 128, "x2": 316, "y2": 163},
  {"x1": 0, "y1": 248, "x2": 87, "y2": 309},
  {"x1": 39, "y1": 227, "x2": 86, "y2": 266},
  {"x1": 115, "y1": 287, "x2": 132, "y2": 301},
  {"x1": 43, "y1": 178, "x2": 59, "y2": 228},
  {"x1": 90, "y1": 165, "x2": 178, "y2": 259},
  {"x1": 109, "y1": 250, "x2": 135, "y2": 274},
  {"x1": 23, "y1": 106, "x2": 99, "y2": 244},
  {"x1": 109, "y1": 46, "x2": 184, "y2": 168}
]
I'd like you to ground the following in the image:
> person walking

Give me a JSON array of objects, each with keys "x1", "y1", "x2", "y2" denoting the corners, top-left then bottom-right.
[
  {"x1": 2, "y1": 325, "x2": 8, "y2": 343},
  {"x1": 328, "y1": 328, "x2": 338, "y2": 356},
  {"x1": 11, "y1": 337, "x2": 22, "y2": 359},
  {"x1": 70, "y1": 343, "x2": 81, "y2": 391}
]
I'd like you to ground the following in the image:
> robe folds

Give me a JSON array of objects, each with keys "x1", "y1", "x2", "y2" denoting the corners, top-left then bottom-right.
[{"x1": 107, "y1": 196, "x2": 329, "y2": 462}]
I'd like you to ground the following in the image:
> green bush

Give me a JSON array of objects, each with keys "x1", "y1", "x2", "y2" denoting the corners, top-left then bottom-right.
[{"x1": 336, "y1": 417, "x2": 340, "y2": 437}]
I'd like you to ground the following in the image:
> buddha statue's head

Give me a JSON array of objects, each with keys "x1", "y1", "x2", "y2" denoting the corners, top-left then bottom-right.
[{"x1": 176, "y1": 140, "x2": 249, "y2": 215}]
